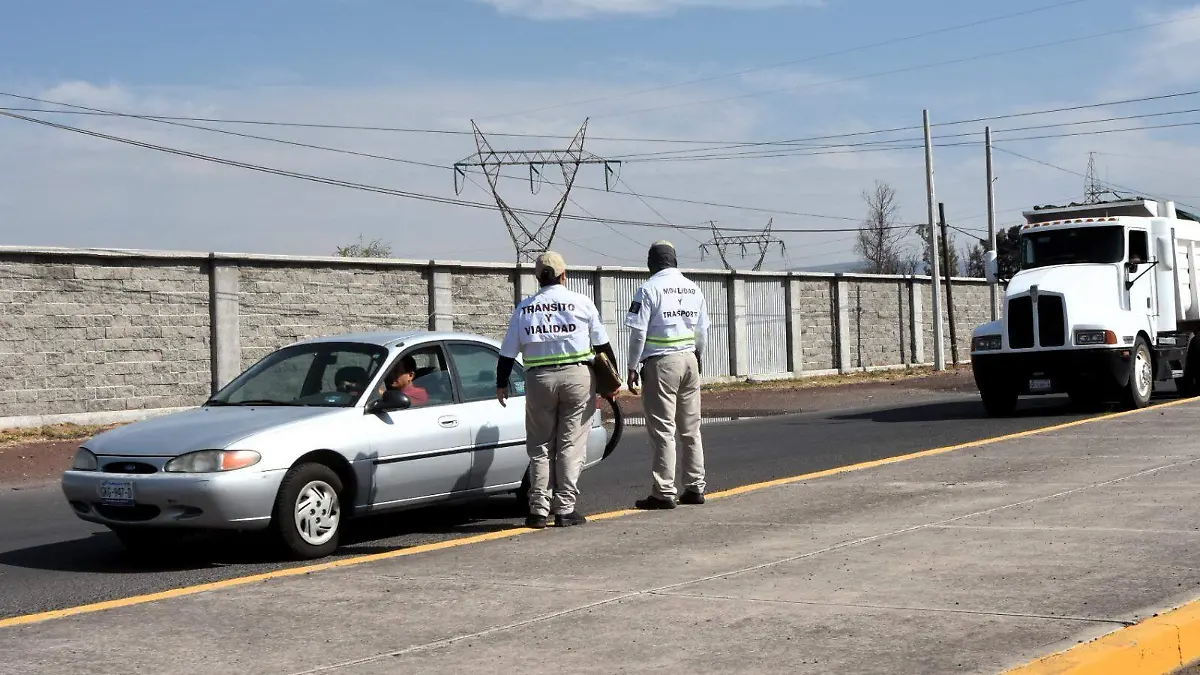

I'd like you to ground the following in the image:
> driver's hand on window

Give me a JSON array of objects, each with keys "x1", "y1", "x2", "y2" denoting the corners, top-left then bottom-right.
[{"x1": 496, "y1": 387, "x2": 508, "y2": 407}]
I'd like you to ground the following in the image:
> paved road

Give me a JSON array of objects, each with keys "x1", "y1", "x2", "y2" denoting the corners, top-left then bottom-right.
[{"x1": 0, "y1": 391, "x2": 1152, "y2": 620}]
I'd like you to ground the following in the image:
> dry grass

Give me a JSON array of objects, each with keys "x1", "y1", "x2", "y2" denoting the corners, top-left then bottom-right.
[
  {"x1": 701, "y1": 364, "x2": 973, "y2": 393},
  {"x1": 609, "y1": 363, "x2": 973, "y2": 399},
  {"x1": 0, "y1": 423, "x2": 121, "y2": 449}
]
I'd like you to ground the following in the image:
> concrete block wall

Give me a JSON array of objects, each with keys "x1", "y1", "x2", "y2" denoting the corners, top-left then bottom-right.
[{"x1": 0, "y1": 246, "x2": 994, "y2": 425}]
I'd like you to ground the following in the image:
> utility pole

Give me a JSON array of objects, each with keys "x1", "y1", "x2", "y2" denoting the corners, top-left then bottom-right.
[
  {"x1": 924, "y1": 109, "x2": 946, "y2": 371},
  {"x1": 939, "y1": 202, "x2": 958, "y2": 366},
  {"x1": 985, "y1": 126, "x2": 998, "y2": 321}
]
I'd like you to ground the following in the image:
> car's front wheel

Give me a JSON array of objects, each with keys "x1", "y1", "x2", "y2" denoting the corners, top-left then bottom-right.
[{"x1": 271, "y1": 462, "x2": 343, "y2": 560}]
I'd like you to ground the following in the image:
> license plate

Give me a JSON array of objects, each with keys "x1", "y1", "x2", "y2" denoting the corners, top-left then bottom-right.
[
  {"x1": 1029, "y1": 378, "x2": 1052, "y2": 392},
  {"x1": 99, "y1": 480, "x2": 134, "y2": 506}
]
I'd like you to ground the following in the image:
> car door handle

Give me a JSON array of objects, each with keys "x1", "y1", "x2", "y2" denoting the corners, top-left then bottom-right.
[{"x1": 438, "y1": 416, "x2": 459, "y2": 428}]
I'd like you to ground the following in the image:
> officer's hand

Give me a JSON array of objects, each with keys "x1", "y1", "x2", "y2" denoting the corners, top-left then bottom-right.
[
  {"x1": 627, "y1": 370, "x2": 640, "y2": 393},
  {"x1": 496, "y1": 387, "x2": 508, "y2": 407},
  {"x1": 695, "y1": 353, "x2": 703, "y2": 375}
]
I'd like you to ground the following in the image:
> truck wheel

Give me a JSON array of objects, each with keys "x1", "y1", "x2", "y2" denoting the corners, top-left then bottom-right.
[
  {"x1": 270, "y1": 462, "x2": 343, "y2": 560},
  {"x1": 980, "y1": 387, "x2": 1018, "y2": 417},
  {"x1": 1121, "y1": 337, "x2": 1154, "y2": 410}
]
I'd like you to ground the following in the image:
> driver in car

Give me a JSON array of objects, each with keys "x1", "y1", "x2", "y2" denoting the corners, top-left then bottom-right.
[{"x1": 381, "y1": 355, "x2": 429, "y2": 407}]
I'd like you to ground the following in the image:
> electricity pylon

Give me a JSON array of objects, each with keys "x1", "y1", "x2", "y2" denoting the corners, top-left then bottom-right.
[
  {"x1": 453, "y1": 118, "x2": 619, "y2": 263},
  {"x1": 699, "y1": 218, "x2": 786, "y2": 271}
]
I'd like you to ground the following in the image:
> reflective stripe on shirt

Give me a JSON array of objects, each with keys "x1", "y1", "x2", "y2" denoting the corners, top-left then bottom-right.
[{"x1": 499, "y1": 284, "x2": 609, "y2": 368}]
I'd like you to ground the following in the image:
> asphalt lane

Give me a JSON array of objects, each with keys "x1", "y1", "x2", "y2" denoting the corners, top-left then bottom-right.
[{"x1": 0, "y1": 391, "x2": 1137, "y2": 620}]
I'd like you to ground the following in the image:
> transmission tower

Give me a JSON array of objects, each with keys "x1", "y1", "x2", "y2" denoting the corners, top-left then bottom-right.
[
  {"x1": 699, "y1": 218, "x2": 786, "y2": 271},
  {"x1": 1083, "y1": 152, "x2": 1113, "y2": 204},
  {"x1": 453, "y1": 118, "x2": 620, "y2": 263}
]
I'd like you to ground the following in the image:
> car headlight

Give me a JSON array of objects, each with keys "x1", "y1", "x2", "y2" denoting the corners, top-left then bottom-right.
[
  {"x1": 71, "y1": 448, "x2": 98, "y2": 471},
  {"x1": 971, "y1": 335, "x2": 1002, "y2": 351},
  {"x1": 164, "y1": 450, "x2": 262, "y2": 473},
  {"x1": 1075, "y1": 330, "x2": 1117, "y2": 346}
]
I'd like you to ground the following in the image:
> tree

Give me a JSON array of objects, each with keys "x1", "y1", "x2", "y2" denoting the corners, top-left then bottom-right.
[
  {"x1": 964, "y1": 241, "x2": 987, "y2": 278},
  {"x1": 994, "y1": 224, "x2": 1023, "y2": 279},
  {"x1": 854, "y1": 181, "x2": 907, "y2": 274},
  {"x1": 911, "y1": 223, "x2": 961, "y2": 277},
  {"x1": 336, "y1": 234, "x2": 391, "y2": 258}
]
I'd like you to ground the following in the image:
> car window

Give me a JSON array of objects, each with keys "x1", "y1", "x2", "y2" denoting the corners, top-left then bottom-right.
[
  {"x1": 374, "y1": 344, "x2": 456, "y2": 408},
  {"x1": 211, "y1": 342, "x2": 389, "y2": 407},
  {"x1": 448, "y1": 342, "x2": 526, "y2": 401}
]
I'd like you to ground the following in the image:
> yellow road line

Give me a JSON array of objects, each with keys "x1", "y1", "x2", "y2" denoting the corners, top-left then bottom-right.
[
  {"x1": 1001, "y1": 598, "x2": 1200, "y2": 674},
  {"x1": 2, "y1": 396, "x2": 1195, "y2": 630}
]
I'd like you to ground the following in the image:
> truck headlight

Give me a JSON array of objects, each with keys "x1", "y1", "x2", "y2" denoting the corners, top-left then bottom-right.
[
  {"x1": 1075, "y1": 330, "x2": 1117, "y2": 346},
  {"x1": 71, "y1": 448, "x2": 98, "y2": 471},
  {"x1": 972, "y1": 335, "x2": 1002, "y2": 351},
  {"x1": 164, "y1": 450, "x2": 261, "y2": 473}
]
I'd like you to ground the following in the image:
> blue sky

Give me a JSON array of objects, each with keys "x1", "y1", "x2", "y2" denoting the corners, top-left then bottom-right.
[{"x1": 1, "y1": 0, "x2": 1198, "y2": 270}]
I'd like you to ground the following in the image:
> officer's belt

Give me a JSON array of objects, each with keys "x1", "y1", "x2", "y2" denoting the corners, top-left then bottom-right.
[{"x1": 526, "y1": 360, "x2": 589, "y2": 372}]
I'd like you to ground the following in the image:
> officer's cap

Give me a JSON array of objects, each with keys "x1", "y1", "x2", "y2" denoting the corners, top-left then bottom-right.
[{"x1": 534, "y1": 251, "x2": 567, "y2": 278}]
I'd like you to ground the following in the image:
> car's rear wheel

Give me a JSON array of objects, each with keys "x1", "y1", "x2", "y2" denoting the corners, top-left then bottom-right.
[{"x1": 271, "y1": 462, "x2": 343, "y2": 560}]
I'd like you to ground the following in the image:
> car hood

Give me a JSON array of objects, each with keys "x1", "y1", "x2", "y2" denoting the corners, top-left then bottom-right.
[{"x1": 82, "y1": 405, "x2": 342, "y2": 457}]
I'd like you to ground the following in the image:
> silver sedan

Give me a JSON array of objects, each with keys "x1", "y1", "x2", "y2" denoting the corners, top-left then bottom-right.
[{"x1": 61, "y1": 331, "x2": 616, "y2": 559}]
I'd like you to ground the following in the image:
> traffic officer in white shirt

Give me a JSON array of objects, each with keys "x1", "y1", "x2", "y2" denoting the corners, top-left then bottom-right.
[
  {"x1": 625, "y1": 240, "x2": 711, "y2": 509},
  {"x1": 496, "y1": 251, "x2": 619, "y2": 529}
]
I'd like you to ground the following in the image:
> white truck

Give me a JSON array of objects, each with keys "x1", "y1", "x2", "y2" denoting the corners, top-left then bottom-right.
[{"x1": 971, "y1": 197, "x2": 1200, "y2": 416}]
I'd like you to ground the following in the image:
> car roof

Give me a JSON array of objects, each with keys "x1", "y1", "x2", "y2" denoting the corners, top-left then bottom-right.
[{"x1": 289, "y1": 330, "x2": 501, "y2": 350}]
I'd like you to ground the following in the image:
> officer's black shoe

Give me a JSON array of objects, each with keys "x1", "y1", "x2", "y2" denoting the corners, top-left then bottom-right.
[
  {"x1": 679, "y1": 490, "x2": 705, "y2": 505},
  {"x1": 634, "y1": 495, "x2": 676, "y2": 510},
  {"x1": 555, "y1": 511, "x2": 587, "y2": 527},
  {"x1": 525, "y1": 514, "x2": 549, "y2": 529}
]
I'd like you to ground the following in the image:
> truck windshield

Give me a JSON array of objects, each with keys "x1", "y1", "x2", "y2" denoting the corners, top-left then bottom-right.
[{"x1": 1021, "y1": 225, "x2": 1125, "y2": 269}]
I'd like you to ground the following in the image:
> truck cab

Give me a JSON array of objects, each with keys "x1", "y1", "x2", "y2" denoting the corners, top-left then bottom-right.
[{"x1": 971, "y1": 198, "x2": 1200, "y2": 416}]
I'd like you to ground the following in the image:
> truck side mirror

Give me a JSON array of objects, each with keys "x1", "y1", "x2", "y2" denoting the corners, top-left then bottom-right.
[{"x1": 984, "y1": 250, "x2": 998, "y2": 284}]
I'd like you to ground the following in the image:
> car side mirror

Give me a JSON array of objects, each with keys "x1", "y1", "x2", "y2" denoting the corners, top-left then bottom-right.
[
  {"x1": 366, "y1": 390, "x2": 411, "y2": 414},
  {"x1": 984, "y1": 250, "x2": 998, "y2": 284}
]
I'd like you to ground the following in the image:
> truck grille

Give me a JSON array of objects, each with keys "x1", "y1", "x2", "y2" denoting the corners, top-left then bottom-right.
[
  {"x1": 1006, "y1": 294, "x2": 1065, "y2": 348},
  {"x1": 1008, "y1": 297, "x2": 1034, "y2": 348},
  {"x1": 1037, "y1": 295, "x2": 1066, "y2": 347}
]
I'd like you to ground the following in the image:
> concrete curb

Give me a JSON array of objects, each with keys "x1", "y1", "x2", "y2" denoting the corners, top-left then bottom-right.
[{"x1": 1001, "y1": 598, "x2": 1200, "y2": 674}]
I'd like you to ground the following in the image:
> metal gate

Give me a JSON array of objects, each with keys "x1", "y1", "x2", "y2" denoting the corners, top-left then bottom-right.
[
  {"x1": 746, "y1": 278, "x2": 788, "y2": 376},
  {"x1": 693, "y1": 275, "x2": 731, "y2": 378}
]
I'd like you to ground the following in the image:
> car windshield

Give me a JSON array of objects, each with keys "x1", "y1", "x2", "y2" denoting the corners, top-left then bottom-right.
[
  {"x1": 1021, "y1": 225, "x2": 1125, "y2": 269},
  {"x1": 207, "y1": 342, "x2": 390, "y2": 408}
]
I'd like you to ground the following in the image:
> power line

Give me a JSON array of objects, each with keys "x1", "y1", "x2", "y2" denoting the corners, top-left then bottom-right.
[
  {"x1": 0, "y1": 91, "x2": 899, "y2": 224},
  {"x1": 6, "y1": 85, "x2": 1200, "y2": 152},
  {"x1": 617, "y1": 118, "x2": 1200, "y2": 163},
  {"x1": 474, "y1": 0, "x2": 1098, "y2": 121},
  {"x1": 588, "y1": 11, "x2": 1200, "y2": 120},
  {"x1": 991, "y1": 145, "x2": 1200, "y2": 213},
  {"x1": 609, "y1": 103, "x2": 1200, "y2": 161},
  {"x1": 0, "y1": 108, "x2": 905, "y2": 235}
]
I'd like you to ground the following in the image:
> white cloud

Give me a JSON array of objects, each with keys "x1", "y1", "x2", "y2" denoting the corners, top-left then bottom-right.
[
  {"x1": 474, "y1": 0, "x2": 823, "y2": 20},
  {"x1": 1126, "y1": 4, "x2": 1200, "y2": 87}
]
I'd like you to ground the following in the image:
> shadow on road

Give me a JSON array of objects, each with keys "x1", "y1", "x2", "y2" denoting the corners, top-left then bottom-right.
[
  {"x1": 830, "y1": 391, "x2": 1185, "y2": 424},
  {"x1": 0, "y1": 494, "x2": 527, "y2": 574}
]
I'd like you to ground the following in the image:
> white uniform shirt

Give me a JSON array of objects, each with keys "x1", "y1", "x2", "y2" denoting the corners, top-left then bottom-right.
[
  {"x1": 624, "y1": 268, "x2": 710, "y2": 363},
  {"x1": 500, "y1": 284, "x2": 609, "y2": 368}
]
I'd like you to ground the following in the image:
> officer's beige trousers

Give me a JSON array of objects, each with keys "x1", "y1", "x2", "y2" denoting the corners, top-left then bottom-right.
[
  {"x1": 525, "y1": 362, "x2": 597, "y2": 516},
  {"x1": 642, "y1": 351, "x2": 705, "y2": 499}
]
